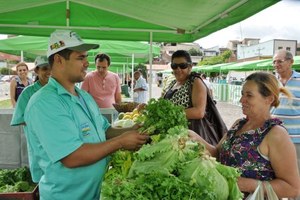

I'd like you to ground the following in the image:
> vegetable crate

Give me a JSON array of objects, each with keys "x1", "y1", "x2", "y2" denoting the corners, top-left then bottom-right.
[{"x1": 0, "y1": 185, "x2": 39, "y2": 200}]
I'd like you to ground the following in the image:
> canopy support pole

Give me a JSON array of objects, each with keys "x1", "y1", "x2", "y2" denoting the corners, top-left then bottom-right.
[
  {"x1": 131, "y1": 55, "x2": 134, "y2": 101},
  {"x1": 122, "y1": 64, "x2": 125, "y2": 85},
  {"x1": 148, "y1": 32, "x2": 153, "y2": 99},
  {"x1": 21, "y1": 50, "x2": 24, "y2": 62},
  {"x1": 66, "y1": 0, "x2": 70, "y2": 27}
]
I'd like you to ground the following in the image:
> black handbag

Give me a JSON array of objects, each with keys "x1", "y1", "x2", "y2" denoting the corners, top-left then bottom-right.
[{"x1": 188, "y1": 74, "x2": 227, "y2": 145}]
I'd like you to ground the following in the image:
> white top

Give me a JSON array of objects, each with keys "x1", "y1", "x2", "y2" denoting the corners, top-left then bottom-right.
[
  {"x1": 202, "y1": 79, "x2": 212, "y2": 89},
  {"x1": 133, "y1": 76, "x2": 148, "y2": 103}
]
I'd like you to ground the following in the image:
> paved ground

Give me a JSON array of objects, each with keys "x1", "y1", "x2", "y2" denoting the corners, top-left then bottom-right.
[{"x1": 216, "y1": 101, "x2": 244, "y2": 129}]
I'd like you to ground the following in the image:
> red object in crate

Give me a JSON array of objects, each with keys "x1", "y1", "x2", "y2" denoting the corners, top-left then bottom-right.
[{"x1": 0, "y1": 185, "x2": 39, "y2": 200}]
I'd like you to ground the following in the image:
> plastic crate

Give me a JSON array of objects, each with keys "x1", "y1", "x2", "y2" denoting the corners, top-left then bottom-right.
[{"x1": 0, "y1": 185, "x2": 39, "y2": 200}]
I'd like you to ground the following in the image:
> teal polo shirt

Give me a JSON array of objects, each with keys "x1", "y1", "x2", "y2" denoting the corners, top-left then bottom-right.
[
  {"x1": 11, "y1": 81, "x2": 42, "y2": 126},
  {"x1": 11, "y1": 81, "x2": 44, "y2": 183},
  {"x1": 24, "y1": 78, "x2": 110, "y2": 200}
]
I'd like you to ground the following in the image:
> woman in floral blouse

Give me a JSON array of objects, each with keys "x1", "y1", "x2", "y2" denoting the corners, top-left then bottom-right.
[{"x1": 189, "y1": 72, "x2": 300, "y2": 199}]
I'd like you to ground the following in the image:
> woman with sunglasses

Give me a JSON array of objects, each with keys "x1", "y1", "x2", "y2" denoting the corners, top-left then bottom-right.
[
  {"x1": 162, "y1": 50, "x2": 226, "y2": 145},
  {"x1": 10, "y1": 62, "x2": 33, "y2": 108}
]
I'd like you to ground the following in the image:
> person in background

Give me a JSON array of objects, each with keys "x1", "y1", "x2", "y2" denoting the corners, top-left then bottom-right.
[
  {"x1": 81, "y1": 53, "x2": 122, "y2": 108},
  {"x1": 156, "y1": 73, "x2": 163, "y2": 87},
  {"x1": 10, "y1": 62, "x2": 33, "y2": 107},
  {"x1": 201, "y1": 73, "x2": 213, "y2": 97},
  {"x1": 162, "y1": 50, "x2": 225, "y2": 145},
  {"x1": 189, "y1": 72, "x2": 300, "y2": 199},
  {"x1": 133, "y1": 70, "x2": 148, "y2": 103},
  {"x1": 23, "y1": 30, "x2": 148, "y2": 200},
  {"x1": 10, "y1": 56, "x2": 51, "y2": 182},
  {"x1": 11, "y1": 56, "x2": 51, "y2": 126},
  {"x1": 271, "y1": 50, "x2": 300, "y2": 184}
]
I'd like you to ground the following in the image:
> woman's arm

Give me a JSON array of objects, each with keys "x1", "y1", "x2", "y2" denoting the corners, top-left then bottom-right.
[
  {"x1": 10, "y1": 78, "x2": 16, "y2": 107},
  {"x1": 266, "y1": 126, "x2": 300, "y2": 198},
  {"x1": 185, "y1": 78, "x2": 207, "y2": 119},
  {"x1": 188, "y1": 130, "x2": 226, "y2": 158},
  {"x1": 238, "y1": 125, "x2": 300, "y2": 198}
]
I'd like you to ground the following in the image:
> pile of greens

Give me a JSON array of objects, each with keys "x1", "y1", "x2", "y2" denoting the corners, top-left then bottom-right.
[
  {"x1": 136, "y1": 98, "x2": 188, "y2": 137},
  {"x1": 101, "y1": 127, "x2": 243, "y2": 200},
  {"x1": 0, "y1": 166, "x2": 36, "y2": 193}
]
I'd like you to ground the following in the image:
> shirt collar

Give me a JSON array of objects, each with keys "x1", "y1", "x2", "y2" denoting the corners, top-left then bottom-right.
[{"x1": 292, "y1": 70, "x2": 300, "y2": 78}]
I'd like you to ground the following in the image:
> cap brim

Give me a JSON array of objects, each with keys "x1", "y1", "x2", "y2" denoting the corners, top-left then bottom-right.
[{"x1": 68, "y1": 43, "x2": 99, "y2": 52}]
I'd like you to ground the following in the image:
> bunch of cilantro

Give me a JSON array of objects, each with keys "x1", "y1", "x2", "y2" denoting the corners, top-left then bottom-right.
[{"x1": 136, "y1": 98, "x2": 188, "y2": 137}]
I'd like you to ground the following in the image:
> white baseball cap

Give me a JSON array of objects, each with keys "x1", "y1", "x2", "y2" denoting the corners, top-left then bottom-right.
[
  {"x1": 34, "y1": 56, "x2": 49, "y2": 68},
  {"x1": 47, "y1": 30, "x2": 99, "y2": 58}
]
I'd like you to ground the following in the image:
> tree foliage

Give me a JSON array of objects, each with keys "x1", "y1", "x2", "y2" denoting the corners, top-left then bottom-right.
[
  {"x1": 0, "y1": 67, "x2": 14, "y2": 75},
  {"x1": 198, "y1": 50, "x2": 232, "y2": 65},
  {"x1": 188, "y1": 48, "x2": 202, "y2": 56}
]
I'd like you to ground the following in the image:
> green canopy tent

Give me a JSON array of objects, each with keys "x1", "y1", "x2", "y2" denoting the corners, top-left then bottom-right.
[
  {"x1": 196, "y1": 62, "x2": 237, "y2": 73},
  {"x1": 220, "y1": 59, "x2": 271, "y2": 72},
  {"x1": 0, "y1": 0, "x2": 279, "y2": 42},
  {"x1": 0, "y1": 35, "x2": 160, "y2": 63},
  {"x1": 0, "y1": 35, "x2": 161, "y2": 76},
  {"x1": 0, "y1": 0, "x2": 279, "y2": 97}
]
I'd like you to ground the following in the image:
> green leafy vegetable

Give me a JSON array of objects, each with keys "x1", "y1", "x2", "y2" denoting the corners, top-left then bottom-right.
[
  {"x1": 101, "y1": 99, "x2": 243, "y2": 199},
  {"x1": 0, "y1": 167, "x2": 36, "y2": 193},
  {"x1": 137, "y1": 98, "x2": 188, "y2": 137}
]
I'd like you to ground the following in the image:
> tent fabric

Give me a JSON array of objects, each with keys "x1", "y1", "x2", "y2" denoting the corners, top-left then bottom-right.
[
  {"x1": 195, "y1": 60, "x2": 271, "y2": 73},
  {"x1": 257, "y1": 56, "x2": 300, "y2": 70},
  {"x1": 220, "y1": 59, "x2": 270, "y2": 72},
  {"x1": 196, "y1": 62, "x2": 237, "y2": 73},
  {"x1": 0, "y1": 0, "x2": 279, "y2": 42},
  {"x1": 0, "y1": 35, "x2": 160, "y2": 66}
]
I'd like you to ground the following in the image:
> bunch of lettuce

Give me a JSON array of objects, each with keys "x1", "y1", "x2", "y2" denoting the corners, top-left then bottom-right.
[
  {"x1": 0, "y1": 167, "x2": 36, "y2": 193},
  {"x1": 136, "y1": 98, "x2": 188, "y2": 137},
  {"x1": 101, "y1": 127, "x2": 243, "y2": 200}
]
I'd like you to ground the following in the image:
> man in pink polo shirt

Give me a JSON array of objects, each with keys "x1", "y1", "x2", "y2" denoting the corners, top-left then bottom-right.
[{"x1": 81, "y1": 53, "x2": 122, "y2": 108}]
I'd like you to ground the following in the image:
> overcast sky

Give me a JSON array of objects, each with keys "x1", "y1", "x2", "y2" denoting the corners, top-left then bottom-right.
[{"x1": 195, "y1": 0, "x2": 300, "y2": 48}]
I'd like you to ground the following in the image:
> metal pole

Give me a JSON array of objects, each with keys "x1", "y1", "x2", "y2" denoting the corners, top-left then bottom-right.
[
  {"x1": 149, "y1": 32, "x2": 153, "y2": 99},
  {"x1": 131, "y1": 55, "x2": 134, "y2": 101}
]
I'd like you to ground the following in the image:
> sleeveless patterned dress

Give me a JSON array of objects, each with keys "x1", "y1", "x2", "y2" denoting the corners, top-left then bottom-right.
[
  {"x1": 15, "y1": 76, "x2": 32, "y2": 101},
  {"x1": 163, "y1": 72, "x2": 200, "y2": 110},
  {"x1": 219, "y1": 118, "x2": 283, "y2": 180}
]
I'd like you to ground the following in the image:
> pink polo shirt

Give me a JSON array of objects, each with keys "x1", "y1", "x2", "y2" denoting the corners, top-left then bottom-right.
[{"x1": 81, "y1": 71, "x2": 121, "y2": 108}]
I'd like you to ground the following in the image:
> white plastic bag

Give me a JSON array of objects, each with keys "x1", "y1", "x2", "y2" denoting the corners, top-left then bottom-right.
[{"x1": 246, "y1": 181, "x2": 279, "y2": 200}]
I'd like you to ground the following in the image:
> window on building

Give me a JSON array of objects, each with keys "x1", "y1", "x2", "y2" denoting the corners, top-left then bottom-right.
[
  {"x1": 278, "y1": 47, "x2": 283, "y2": 50},
  {"x1": 286, "y1": 47, "x2": 291, "y2": 51}
]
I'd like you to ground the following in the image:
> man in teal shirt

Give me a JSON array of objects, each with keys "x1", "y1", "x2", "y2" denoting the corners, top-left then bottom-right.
[
  {"x1": 11, "y1": 55, "x2": 51, "y2": 182},
  {"x1": 24, "y1": 30, "x2": 148, "y2": 200},
  {"x1": 11, "y1": 55, "x2": 51, "y2": 127}
]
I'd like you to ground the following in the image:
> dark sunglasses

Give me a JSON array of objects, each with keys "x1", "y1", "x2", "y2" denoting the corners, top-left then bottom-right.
[{"x1": 171, "y1": 62, "x2": 191, "y2": 70}]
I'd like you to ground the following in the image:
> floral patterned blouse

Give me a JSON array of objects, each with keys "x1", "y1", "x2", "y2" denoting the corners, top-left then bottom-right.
[{"x1": 219, "y1": 118, "x2": 284, "y2": 181}]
